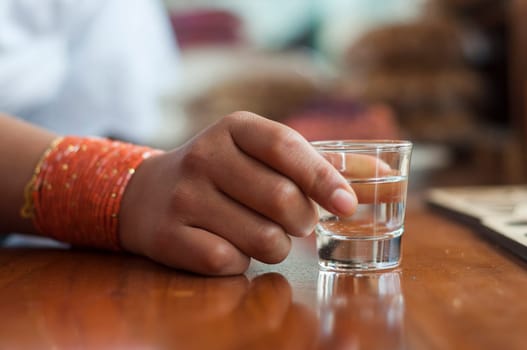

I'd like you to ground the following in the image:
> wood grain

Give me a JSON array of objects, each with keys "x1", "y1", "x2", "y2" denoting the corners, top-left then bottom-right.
[{"x1": 1, "y1": 204, "x2": 526, "y2": 349}]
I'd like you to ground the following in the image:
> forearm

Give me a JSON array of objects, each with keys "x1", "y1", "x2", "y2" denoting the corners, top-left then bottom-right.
[{"x1": 0, "y1": 114, "x2": 56, "y2": 234}]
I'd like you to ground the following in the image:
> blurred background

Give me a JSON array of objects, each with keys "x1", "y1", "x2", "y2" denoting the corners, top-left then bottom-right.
[
  {"x1": 3, "y1": 0, "x2": 526, "y2": 192},
  {"x1": 157, "y1": 0, "x2": 526, "y2": 190}
]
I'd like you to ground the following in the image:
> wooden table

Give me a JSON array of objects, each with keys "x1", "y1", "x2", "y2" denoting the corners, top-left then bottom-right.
[{"x1": 1, "y1": 201, "x2": 526, "y2": 349}]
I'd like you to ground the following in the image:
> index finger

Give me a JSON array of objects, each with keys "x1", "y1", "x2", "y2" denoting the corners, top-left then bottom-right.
[{"x1": 227, "y1": 112, "x2": 357, "y2": 217}]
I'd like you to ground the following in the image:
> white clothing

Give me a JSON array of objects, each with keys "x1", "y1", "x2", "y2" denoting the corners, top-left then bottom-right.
[{"x1": 0, "y1": 0, "x2": 178, "y2": 142}]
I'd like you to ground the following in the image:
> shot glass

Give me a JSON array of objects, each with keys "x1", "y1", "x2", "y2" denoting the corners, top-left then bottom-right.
[{"x1": 311, "y1": 140, "x2": 413, "y2": 271}]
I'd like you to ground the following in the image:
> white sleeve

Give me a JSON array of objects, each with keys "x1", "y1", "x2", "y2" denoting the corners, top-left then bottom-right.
[
  {"x1": 0, "y1": 0, "x2": 179, "y2": 143},
  {"x1": 0, "y1": 1, "x2": 68, "y2": 113}
]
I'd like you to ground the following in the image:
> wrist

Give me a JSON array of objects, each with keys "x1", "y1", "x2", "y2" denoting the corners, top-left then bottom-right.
[{"x1": 22, "y1": 136, "x2": 163, "y2": 250}]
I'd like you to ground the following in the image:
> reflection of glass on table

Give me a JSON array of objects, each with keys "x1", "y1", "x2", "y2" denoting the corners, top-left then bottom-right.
[{"x1": 317, "y1": 271, "x2": 404, "y2": 350}]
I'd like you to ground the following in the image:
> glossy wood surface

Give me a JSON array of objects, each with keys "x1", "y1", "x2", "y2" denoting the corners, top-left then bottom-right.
[{"x1": 1, "y1": 201, "x2": 526, "y2": 350}]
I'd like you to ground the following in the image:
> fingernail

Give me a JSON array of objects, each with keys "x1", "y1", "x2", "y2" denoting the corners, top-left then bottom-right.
[
  {"x1": 300, "y1": 222, "x2": 316, "y2": 237},
  {"x1": 330, "y1": 188, "x2": 357, "y2": 216}
]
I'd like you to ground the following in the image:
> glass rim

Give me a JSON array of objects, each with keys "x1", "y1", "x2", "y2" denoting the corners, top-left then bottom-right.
[{"x1": 310, "y1": 139, "x2": 413, "y2": 152}]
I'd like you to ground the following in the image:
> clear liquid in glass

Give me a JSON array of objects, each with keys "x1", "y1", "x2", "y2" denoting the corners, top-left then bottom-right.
[{"x1": 316, "y1": 176, "x2": 407, "y2": 271}]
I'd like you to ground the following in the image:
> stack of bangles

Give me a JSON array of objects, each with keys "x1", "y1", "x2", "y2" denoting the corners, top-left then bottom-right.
[{"x1": 20, "y1": 136, "x2": 164, "y2": 250}]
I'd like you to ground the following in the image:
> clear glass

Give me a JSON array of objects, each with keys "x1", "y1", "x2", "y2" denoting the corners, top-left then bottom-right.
[{"x1": 311, "y1": 140, "x2": 413, "y2": 271}]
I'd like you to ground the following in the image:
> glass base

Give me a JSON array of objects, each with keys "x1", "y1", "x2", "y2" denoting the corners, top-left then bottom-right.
[{"x1": 316, "y1": 229, "x2": 403, "y2": 272}]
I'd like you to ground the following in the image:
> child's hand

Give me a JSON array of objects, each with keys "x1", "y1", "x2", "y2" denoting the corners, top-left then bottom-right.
[{"x1": 118, "y1": 112, "x2": 358, "y2": 275}]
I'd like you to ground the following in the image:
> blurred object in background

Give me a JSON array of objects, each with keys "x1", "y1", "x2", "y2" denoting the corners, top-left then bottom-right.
[
  {"x1": 170, "y1": 9, "x2": 243, "y2": 48},
  {"x1": 159, "y1": 1, "x2": 325, "y2": 146},
  {"x1": 507, "y1": 0, "x2": 527, "y2": 183},
  {"x1": 427, "y1": 0, "x2": 509, "y2": 127},
  {"x1": 160, "y1": 0, "x2": 526, "y2": 186},
  {"x1": 341, "y1": 19, "x2": 483, "y2": 143},
  {"x1": 162, "y1": 1, "x2": 406, "y2": 146},
  {"x1": 165, "y1": 0, "x2": 314, "y2": 50},
  {"x1": 187, "y1": 70, "x2": 318, "y2": 127},
  {"x1": 314, "y1": 0, "x2": 429, "y2": 63},
  {"x1": 283, "y1": 99, "x2": 400, "y2": 141},
  {"x1": 427, "y1": 0, "x2": 526, "y2": 184},
  {"x1": 161, "y1": 50, "x2": 328, "y2": 143},
  {"x1": 0, "y1": 0, "x2": 178, "y2": 145},
  {"x1": 333, "y1": 0, "x2": 526, "y2": 186}
]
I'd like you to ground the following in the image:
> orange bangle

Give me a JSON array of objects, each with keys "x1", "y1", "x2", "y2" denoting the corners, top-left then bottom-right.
[{"x1": 25, "y1": 136, "x2": 163, "y2": 250}]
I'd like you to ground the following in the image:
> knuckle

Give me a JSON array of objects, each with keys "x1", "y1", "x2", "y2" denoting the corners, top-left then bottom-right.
[
  {"x1": 281, "y1": 128, "x2": 306, "y2": 149},
  {"x1": 270, "y1": 180, "x2": 299, "y2": 214},
  {"x1": 179, "y1": 141, "x2": 211, "y2": 173},
  {"x1": 307, "y1": 202, "x2": 319, "y2": 227},
  {"x1": 290, "y1": 201, "x2": 319, "y2": 237},
  {"x1": 267, "y1": 128, "x2": 304, "y2": 160},
  {"x1": 221, "y1": 113, "x2": 240, "y2": 125},
  {"x1": 202, "y1": 243, "x2": 240, "y2": 275},
  {"x1": 308, "y1": 162, "x2": 337, "y2": 195},
  {"x1": 145, "y1": 225, "x2": 174, "y2": 258},
  {"x1": 168, "y1": 184, "x2": 193, "y2": 213},
  {"x1": 298, "y1": 200, "x2": 319, "y2": 235},
  {"x1": 223, "y1": 111, "x2": 254, "y2": 124},
  {"x1": 167, "y1": 180, "x2": 207, "y2": 224},
  {"x1": 253, "y1": 225, "x2": 289, "y2": 263}
]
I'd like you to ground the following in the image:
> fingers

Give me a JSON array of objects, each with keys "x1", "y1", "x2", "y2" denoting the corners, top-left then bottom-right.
[
  {"x1": 145, "y1": 225, "x2": 250, "y2": 276},
  {"x1": 226, "y1": 112, "x2": 357, "y2": 217},
  {"x1": 208, "y1": 143, "x2": 318, "y2": 238},
  {"x1": 186, "y1": 188, "x2": 292, "y2": 264}
]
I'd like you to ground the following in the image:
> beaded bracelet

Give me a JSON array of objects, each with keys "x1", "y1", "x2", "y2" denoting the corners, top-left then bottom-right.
[{"x1": 21, "y1": 136, "x2": 163, "y2": 250}]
